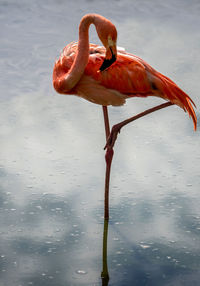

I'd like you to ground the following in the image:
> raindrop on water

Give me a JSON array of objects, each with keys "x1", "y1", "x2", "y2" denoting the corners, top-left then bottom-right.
[
  {"x1": 186, "y1": 183, "x2": 192, "y2": 187},
  {"x1": 116, "y1": 251, "x2": 122, "y2": 255},
  {"x1": 140, "y1": 244, "x2": 150, "y2": 249},
  {"x1": 48, "y1": 276, "x2": 54, "y2": 279},
  {"x1": 76, "y1": 270, "x2": 87, "y2": 275}
]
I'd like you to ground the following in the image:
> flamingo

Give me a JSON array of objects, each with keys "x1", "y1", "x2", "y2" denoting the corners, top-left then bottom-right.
[{"x1": 53, "y1": 14, "x2": 197, "y2": 220}]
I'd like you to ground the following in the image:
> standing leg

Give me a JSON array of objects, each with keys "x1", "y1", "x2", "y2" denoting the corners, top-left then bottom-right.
[
  {"x1": 102, "y1": 106, "x2": 110, "y2": 139},
  {"x1": 102, "y1": 106, "x2": 114, "y2": 220}
]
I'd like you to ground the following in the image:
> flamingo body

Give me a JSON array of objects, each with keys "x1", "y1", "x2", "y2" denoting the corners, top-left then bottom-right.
[
  {"x1": 53, "y1": 14, "x2": 197, "y2": 220},
  {"x1": 53, "y1": 14, "x2": 197, "y2": 130}
]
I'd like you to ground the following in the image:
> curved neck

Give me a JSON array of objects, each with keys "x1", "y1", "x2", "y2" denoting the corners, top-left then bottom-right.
[{"x1": 64, "y1": 15, "x2": 95, "y2": 91}]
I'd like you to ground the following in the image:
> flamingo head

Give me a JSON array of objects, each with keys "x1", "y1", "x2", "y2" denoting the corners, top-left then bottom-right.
[
  {"x1": 95, "y1": 18, "x2": 117, "y2": 71},
  {"x1": 99, "y1": 35, "x2": 117, "y2": 71}
]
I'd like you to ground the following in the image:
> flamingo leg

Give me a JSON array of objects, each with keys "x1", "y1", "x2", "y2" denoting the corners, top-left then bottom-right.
[
  {"x1": 102, "y1": 106, "x2": 111, "y2": 139},
  {"x1": 102, "y1": 106, "x2": 114, "y2": 220},
  {"x1": 102, "y1": 102, "x2": 173, "y2": 220},
  {"x1": 101, "y1": 218, "x2": 109, "y2": 284},
  {"x1": 105, "y1": 102, "x2": 174, "y2": 150}
]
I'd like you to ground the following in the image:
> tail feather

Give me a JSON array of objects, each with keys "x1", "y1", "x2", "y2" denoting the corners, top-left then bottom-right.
[{"x1": 154, "y1": 73, "x2": 197, "y2": 130}]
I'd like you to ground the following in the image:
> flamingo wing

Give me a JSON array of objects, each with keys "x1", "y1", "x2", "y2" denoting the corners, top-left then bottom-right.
[
  {"x1": 74, "y1": 45, "x2": 151, "y2": 106},
  {"x1": 85, "y1": 48, "x2": 197, "y2": 130}
]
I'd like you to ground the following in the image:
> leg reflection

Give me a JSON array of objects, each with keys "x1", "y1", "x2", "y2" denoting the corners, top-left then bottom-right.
[{"x1": 101, "y1": 219, "x2": 109, "y2": 286}]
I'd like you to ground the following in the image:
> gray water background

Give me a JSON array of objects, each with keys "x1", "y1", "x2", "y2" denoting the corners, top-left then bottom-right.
[{"x1": 0, "y1": 0, "x2": 200, "y2": 285}]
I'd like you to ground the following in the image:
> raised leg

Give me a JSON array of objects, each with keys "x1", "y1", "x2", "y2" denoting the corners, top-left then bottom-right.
[{"x1": 105, "y1": 102, "x2": 174, "y2": 150}]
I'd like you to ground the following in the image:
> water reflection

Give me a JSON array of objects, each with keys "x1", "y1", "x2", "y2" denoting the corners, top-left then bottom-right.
[
  {"x1": 100, "y1": 192, "x2": 200, "y2": 286},
  {"x1": 1, "y1": 175, "x2": 200, "y2": 285},
  {"x1": 101, "y1": 219, "x2": 109, "y2": 286}
]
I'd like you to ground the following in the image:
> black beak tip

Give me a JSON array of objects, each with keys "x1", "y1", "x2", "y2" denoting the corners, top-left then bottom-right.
[{"x1": 99, "y1": 55, "x2": 116, "y2": 72}]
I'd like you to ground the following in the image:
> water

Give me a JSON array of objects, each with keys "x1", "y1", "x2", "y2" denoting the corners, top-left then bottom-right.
[{"x1": 0, "y1": 0, "x2": 200, "y2": 285}]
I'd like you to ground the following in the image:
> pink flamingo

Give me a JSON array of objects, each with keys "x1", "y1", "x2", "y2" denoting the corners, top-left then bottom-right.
[{"x1": 53, "y1": 14, "x2": 197, "y2": 220}]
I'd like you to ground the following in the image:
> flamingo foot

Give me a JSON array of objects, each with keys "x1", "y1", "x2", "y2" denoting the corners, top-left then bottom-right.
[
  {"x1": 104, "y1": 123, "x2": 121, "y2": 150},
  {"x1": 105, "y1": 147, "x2": 114, "y2": 167}
]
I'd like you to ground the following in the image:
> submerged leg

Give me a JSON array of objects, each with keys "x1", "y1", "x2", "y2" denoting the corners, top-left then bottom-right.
[
  {"x1": 102, "y1": 106, "x2": 114, "y2": 220},
  {"x1": 105, "y1": 102, "x2": 174, "y2": 150}
]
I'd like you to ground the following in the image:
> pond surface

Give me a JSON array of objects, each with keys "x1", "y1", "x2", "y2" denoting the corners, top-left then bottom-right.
[{"x1": 0, "y1": 0, "x2": 200, "y2": 285}]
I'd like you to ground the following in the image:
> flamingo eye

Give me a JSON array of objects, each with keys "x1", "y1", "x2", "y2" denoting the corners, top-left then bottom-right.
[{"x1": 108, "y1": 35, "x2": 115, "y2": 47}]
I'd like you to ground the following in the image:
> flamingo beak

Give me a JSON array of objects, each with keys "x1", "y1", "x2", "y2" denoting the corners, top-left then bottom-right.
[{"x1": 99, "y1": 46, "x2": 117, "y2": 71}]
